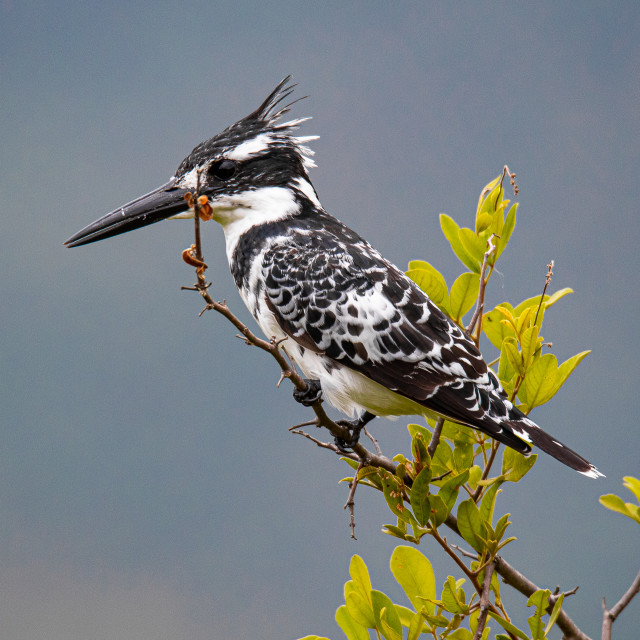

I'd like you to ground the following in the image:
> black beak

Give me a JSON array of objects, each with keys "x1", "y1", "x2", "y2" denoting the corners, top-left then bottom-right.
[{"x1": 64, "y1": 179, "x2": 190, "y2": 248}]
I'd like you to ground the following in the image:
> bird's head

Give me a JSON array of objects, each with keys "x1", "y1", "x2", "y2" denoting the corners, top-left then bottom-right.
[{"x1": 65, "y1": 77, "x2": 319, "y2": 248}]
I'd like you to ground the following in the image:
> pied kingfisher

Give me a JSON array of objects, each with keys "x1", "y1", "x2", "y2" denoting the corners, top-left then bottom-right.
[{"x1": 66, "y1": 77, "x2": 602, "y2": 478}]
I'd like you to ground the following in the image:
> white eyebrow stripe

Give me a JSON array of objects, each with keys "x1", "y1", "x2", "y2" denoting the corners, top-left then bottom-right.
[{"x1": 226, "y1": 133, "x2": 274, "y2": 161}]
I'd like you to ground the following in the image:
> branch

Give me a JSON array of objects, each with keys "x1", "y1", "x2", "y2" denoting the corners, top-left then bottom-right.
[
  {"x1": 473, "y1": 560, "x2": 495, "y2": 640},
  {"x1": 441, "y1": 515, "x2": 590, "y2": 639},
  {"x1": 466, "y1": 234, "x2": 496, "y2": 344},
  {"x1": 182, "y1": 185, "x2": 401, "y2": 479},
  {"x1": 427, "y1": 416, "x2": 445, "y2": 458},
  {"x1": 602, "y1": 569, "x2": 640, "y2": 640},
  {"x1": 182, "y1": 181, "x2": 592, "y2": 640}
]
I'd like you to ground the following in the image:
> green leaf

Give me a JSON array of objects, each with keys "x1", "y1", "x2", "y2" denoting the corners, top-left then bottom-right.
[
  {"x1": 479, "y1": 480, "x2": 503, "y2": 527},
  {"x1": 527, "y1": 589, "x2": 550, "y2": 640},
  {"x1": 411, "y1": 432, "x2": 430, "y2": 469},
  {"x1": 390, "y1": 546, "x2": 436, "y2": 614},
  {"x1": 599, "y1": 493, "x2": 640, "y2": 524},
  {"x1": 624, "y1": 476, "x2": 640, "y2": 503},
  {"x1": 495, "y1": 202, "x2": 517, "y2": 258},
  {"x1": 453, "y1": 441, "x2": 474, "y2": 472},
  {"x1": 494, "y1": 513, "x2": 511, "y2": 540},
  {"x1": 336, "y1": 605, "x2": 370, "y2": 640},
  {"x1": 394, "y1": 605, "x2": 416, "y2": 628},
  {"x1": 296, "y1": 636, "x2": 331, "y2": 640},
  {"x1": 438, "y1": 470, "x2": 469, "y2": 512},
  {"x1": 406, "y1": 265, "x2": 451, "y2": 314},
  {"x1": 519, "y1": 353, "x2": 558, "y2": 410},
  {"x1": 410, "y1": 467, "x2": 432, "y2": 526},
  {"x1": 545, "y1": 593, "x2": 565, "y2": 634},
  {"x1": 502, "y1": 448, "x2": 537, "y2": 482},
  {"x1": 457, "y1": 499, "x2": 486, "y2": 553},
  {"x1": 440, "y1": 213, "x2": 481, "y2": 272},
  {"x1": 458, "y1": 227, "x2": 487, "y2": 265},
  {"x1": 382, "y1": 524, "x2": 410, "y2": 540},
  {"x1": 553, "y1": 350, "x2": 590, "y2": 397},
  {"x1": 345, "y1": 590, "x2": 376, "y2": 629},
  {"x1": 545, "y1": 287, "x2": 574, "y2": 307},
  {"x1": 599, "y1": 494, "x2": 629, "y2": 517},
  {"x1": 408, "y1": 423, "x2": 431, "y2": 441},
  {"x1": 488, "y1": 611, "x2": 530, "y2": 639},
  {"x1": 440, "y1": 576, "x2": 469, "y2": 614},
  {"x1": 406, "y1": 611, "x2": 425, "y2": 640},
  {"x1": 520, "y1": 325, "x2": 541, "y2": 371},
  {"x1": 503, "y1": 336, "x2": 524, "y2": 377},
  {"x1": 380, "y1": 472, "x2": 416, "y2": 525},
  {"x1": 349, "y1": 555, "x2": 372, "y2": 600},
  {"x1": 448, "y1": 629, "x2": 473, "y2": 640},
  {"x1": 371, "y1": 590, "x2": 402, "y2": 640},
  {"x1": 429, "y1": 493, "x2": 450, "y2": 527},
  {"x1": 515, "y1": 305, "x2": 535, "y2": 337},
  {"x1": 483, "y1": 306, "x2": 517, "y2": 350},
  {"x1": 450, "y1": 272, "x2": 480, "y2": 322}
]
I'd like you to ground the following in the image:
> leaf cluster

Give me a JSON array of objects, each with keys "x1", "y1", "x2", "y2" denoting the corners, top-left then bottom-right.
[
  {"x1": 600, "y1": 476, "x2": 640, "y2": 526},
  {"x1": 295, "y1": 174, "x2": 640, "y2": 640}
]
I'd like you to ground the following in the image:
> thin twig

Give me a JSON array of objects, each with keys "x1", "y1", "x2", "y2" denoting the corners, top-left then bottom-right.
[
  {"x1": 451, "y1": 543, "x2": 478, "y2": 560},
  {"x1": 602, "y1": 569, "x2": 640, "y2": 640},
  {"x1": 363, "y1": 426, "x2": 382, "y2": 455},
  {"x1": 345, "y1": 460, "x2": 365, "y2": 539},
  {"x1": 501, "y1": 165, "x2": 519, "y2": 197},
  {"x1": 467, "y1": 234, "x2": 496, "y2": 344},
  {"x1": 427, "y1": 416, "x2": 445, "y2": 458},
  {"x1": 289, "y1": 428, "x2": 345, "y2": 454},
  {"x1": 472, "y1": 440, "x2": 500, "y2": 502},
  {"x1": 533, "y1": 260, "x2": 554, "y2": 327}
]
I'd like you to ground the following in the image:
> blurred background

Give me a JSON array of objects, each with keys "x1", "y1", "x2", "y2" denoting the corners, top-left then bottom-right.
[{"x1": 2, "y1": 2, "x2": 638, "y2": 638}]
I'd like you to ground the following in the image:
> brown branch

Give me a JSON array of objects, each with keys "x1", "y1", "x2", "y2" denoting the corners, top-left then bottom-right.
[
  {"x1": 602, "y1": 569, "x2": 640, "y2": 640},
  {"x1": 473, "y1": 560, "x2": 495, "y2": 640},
  {"x1": 182, "y1": 183, "x2": 593, "y2": 640},
  {"x1": 427, "y1": 416, "x2": 445, "y2": 458},
  {"x1": 467, "y1": 234, "x2": 496, "y2": 344},
  {"x1": 472, "y1": 440, "x2": 500, "y2": 502},
  {"x1": 442, "y1": 515, "x2": 590, "y2": 639},
  {"x1": 344, "y1": 460, "x2": 365, "y2": 539},
  {"x1": 533, "y1": 260, "x2": 554, "y2": 327},
  {"x1": 501, "y1": 165, "x2": 519, "y2": 197}
]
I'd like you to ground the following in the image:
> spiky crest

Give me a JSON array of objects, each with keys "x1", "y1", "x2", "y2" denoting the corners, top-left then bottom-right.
[{"x1": 176, "y1": 77, "x2": 316, "y2": 176}]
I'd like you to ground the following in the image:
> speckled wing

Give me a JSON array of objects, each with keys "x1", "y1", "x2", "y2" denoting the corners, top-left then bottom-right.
[{"x1": 261, "y1": 227, "x2": 529, "y2": 451}]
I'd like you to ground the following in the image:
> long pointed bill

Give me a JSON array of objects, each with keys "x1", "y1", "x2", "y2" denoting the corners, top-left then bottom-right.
[{"x1": 64, "y1": 180, "x2": 190, "y2": 247}]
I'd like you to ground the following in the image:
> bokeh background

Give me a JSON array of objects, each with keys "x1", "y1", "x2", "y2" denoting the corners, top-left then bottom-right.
[{"x1": 2, "y1": 2, "x2": 639, "y2": 638}]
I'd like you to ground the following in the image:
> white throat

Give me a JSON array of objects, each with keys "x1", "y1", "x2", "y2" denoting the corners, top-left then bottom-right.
[{"x1": 210, "y1": 185, "x2": 300, "y2": 261}]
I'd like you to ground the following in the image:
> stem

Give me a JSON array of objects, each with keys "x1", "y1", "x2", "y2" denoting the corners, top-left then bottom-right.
[
  {"x1": 467, "y1": 236, "x2": 496, "y2": 344},
  {"x1": 602, "y1": 569, "x2": 640, "y2": 640},
  {"x1": 533, "y1": 260, "x2": 554, "y2": 327},
  {"x1": 182, "y1": 183, "x2": 593, "y2": 640},
  {"x1": 427, "y1": 416, "x2": 445, "y2": 458},
  {"x1": 472, "y1": 560, "x2": 495, "y2": 640}
]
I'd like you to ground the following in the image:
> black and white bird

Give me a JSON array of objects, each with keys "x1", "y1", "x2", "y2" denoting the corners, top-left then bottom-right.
[{"x1": 65, "y1": 78, "x2": 602, "y2": 478}]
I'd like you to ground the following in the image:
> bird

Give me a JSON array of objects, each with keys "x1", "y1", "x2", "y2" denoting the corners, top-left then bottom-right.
[{"x1": 65, "y1": 77, "x2": 602, "y2": 478}]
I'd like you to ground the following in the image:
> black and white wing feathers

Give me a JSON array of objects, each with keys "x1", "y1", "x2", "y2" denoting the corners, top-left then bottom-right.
[
  {"x1": 261, "y1": 223, "x2": 529, "y2": 449},
  {"x1": 261, "y1": 216, "x2": 602, "y2": 477}
]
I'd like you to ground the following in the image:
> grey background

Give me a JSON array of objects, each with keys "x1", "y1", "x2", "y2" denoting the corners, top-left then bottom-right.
[{"x1": 2, "y1": 2, "x2": 639, "y2": 638}]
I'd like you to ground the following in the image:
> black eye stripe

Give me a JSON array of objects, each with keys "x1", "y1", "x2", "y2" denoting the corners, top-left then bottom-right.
[{"x1": 209, "y1": 159, "x2": 237, "y2": 181}]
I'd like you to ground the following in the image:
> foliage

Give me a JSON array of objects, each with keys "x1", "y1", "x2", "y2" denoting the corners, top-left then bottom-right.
[
  {"x1": 296, "y1": 172, "x2": 623, "y2": 640},
  {"x1": 600, "y1": 476, "x2": 640, "y2": 527}
]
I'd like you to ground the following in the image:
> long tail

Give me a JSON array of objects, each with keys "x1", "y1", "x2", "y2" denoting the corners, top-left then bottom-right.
[{"x1": 503, "y1": 410, "x2": 604, "y2": 478}]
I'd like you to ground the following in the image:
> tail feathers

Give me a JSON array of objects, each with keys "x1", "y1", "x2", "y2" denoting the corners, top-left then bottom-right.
[{"x1": 505, "y1": 417, "x2": 604, "y2": 478}]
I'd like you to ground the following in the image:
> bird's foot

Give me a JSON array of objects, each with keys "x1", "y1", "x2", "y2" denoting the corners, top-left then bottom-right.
[
  {"x1": 334, "y1": 412, "x2": 377, "y2": 453},
  {"x1": 293, "y1": 379, "x2": 323, "y2": 407}
]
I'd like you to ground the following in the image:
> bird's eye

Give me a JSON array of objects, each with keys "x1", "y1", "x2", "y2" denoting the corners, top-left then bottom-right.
[{"x1": 209, "y1": 159, "x2": 237, "y2": 181}]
